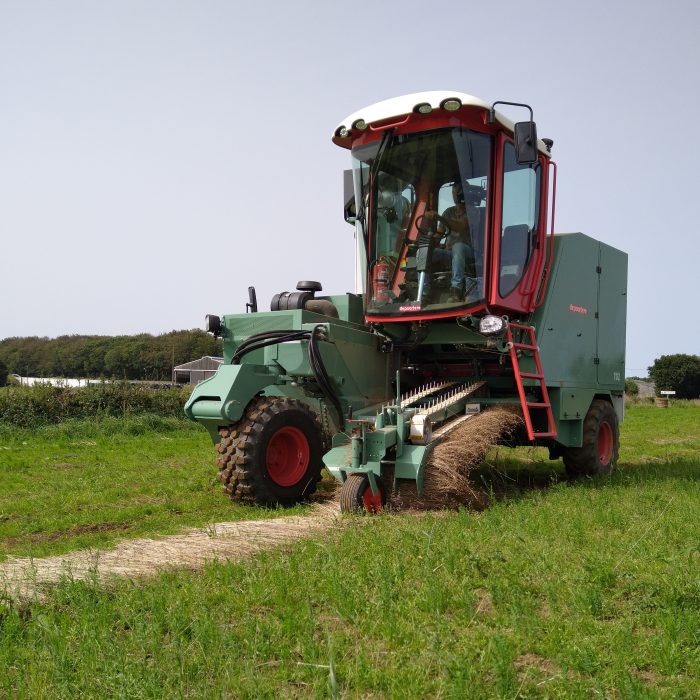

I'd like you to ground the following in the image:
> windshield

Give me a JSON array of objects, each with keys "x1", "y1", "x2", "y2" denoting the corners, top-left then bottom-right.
[{"x1": 352, "y1": 128, "x2": 492, "y2": 317}]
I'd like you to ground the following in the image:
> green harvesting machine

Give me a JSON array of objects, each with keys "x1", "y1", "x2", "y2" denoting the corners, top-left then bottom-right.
[{"x1": 185, "y1": 92, "x2": 627, "y2": 512}]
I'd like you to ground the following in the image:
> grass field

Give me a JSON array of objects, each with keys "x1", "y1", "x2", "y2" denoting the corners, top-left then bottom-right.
[
  {"x1": 0, "y1": 403, "x2": 698, "y2": 697},
  {"x1": 0, "y1": 415, "x2": 314, "y2": 560}
]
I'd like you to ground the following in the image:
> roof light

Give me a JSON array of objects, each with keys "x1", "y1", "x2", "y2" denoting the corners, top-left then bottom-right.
[
  {"x1": 337, "y1": 126, "x2": 349, "y2": 138},
  {"x1": 414, "y1": 103, "x2": 432, "y2": 114},
  {"x1": 479, "y1": 315, "x2": 506, "y2": 336},
  {"x1": 352, "y1": 119, "x2": 367, "y2": 130},
  {"x1": 441, "y1": 98, "x2": 462, "y2": 112}
]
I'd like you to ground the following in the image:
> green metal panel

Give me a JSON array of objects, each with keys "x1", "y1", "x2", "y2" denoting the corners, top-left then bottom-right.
[
  {"x1": 531, "y1": 233, "x2": 627, "y2": 391},
  {"x1": 596, "y1": 243, "x2": 627, "y2": 388},
  {"x1": 268, "y1": 322, "x2": 391, "y2": 411},
  {"x1": 326, "y1": 293, "x2": 365, "y2": 324},
  {"x1": 551, "y1": 415, "x2": 582, "y2": 446},
  {"x1": 187, "y1": 311, "x2": 391, "y2": 441},
  {"x1": 530, "y1": 234, "x2": 600, "y2": 388},
  {"x1": 184, "y1": 363, "x2": 279, "y2": 441},
  {"x1": 527, "y1": 233, "x2": 627, "y2": 446},
  {"x1": 365, "y1": 427, "x2": 398, "y2": 462},
  {"x1": 553, "y1": 387, "x2": 596, "y2": 421}
]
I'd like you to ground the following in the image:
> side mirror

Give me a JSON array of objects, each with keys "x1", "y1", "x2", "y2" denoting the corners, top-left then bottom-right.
[
  {"x1": 205, "y1": 314, "x2": 222, "y2": 336},
  {"x1": 343, "y1": 169, "x2": 356, "y2": 225},
  {"x1": 513, "y1": 121, "x2": 539, "y2": 165}
]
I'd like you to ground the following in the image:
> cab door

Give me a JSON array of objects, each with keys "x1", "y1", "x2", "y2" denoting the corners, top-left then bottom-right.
[{"x1": 488, "y1": 133, "x2": 548, "y2": 314}]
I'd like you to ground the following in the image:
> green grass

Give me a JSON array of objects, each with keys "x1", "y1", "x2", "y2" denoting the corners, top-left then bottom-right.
[
  {"x1": 0, "y1": 404, "x2": 699, "y2": 697},
  {"x1": 0, "y1": 416, "x2": 314, "y2": 559}
]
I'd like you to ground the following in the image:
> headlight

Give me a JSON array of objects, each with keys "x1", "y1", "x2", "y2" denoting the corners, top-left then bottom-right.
[
  {"x1": 479, "y1": 315, "x2": 506, "y2": 335},
  {"x1": 441, "y1": 98, "x2": 462, "y2": 112}
]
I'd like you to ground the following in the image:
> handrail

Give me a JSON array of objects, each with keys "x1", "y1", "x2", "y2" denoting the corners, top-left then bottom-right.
[{"x1": 368, "y1": 114, "x2": 411, "y2": 132}]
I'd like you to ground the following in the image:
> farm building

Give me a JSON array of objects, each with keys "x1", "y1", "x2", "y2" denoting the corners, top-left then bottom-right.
[{"x1": 172, "y1": 356, "x2": 223, "y2": 385}]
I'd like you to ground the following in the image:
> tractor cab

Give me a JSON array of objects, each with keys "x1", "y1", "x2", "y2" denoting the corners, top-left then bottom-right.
[{"x1": 334, "y1": 92, "x2": 555, "y2": 323}]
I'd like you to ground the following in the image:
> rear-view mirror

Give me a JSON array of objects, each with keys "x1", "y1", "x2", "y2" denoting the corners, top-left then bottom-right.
[
  {"x1": 514, "y1": 121, "x2": 539, "y2": 165},
  {"x1": 343, "y1": 169, "x2": 356, "y2": 225}
]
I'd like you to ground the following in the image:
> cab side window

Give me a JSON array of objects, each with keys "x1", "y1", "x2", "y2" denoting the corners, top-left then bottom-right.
[{"x1": 499, "y1": 143, "x2": 541, "y2": 297}]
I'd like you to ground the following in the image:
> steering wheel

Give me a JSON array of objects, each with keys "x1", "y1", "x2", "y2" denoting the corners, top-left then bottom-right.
[{"x1": 415, "y1": 212, "x2": 450, "y2": 237}]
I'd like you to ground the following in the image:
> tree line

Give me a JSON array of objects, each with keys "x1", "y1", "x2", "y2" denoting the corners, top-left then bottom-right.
[
  {"x1": 1, "y1": 334, "x2": 699, "y2": 399},
  {"x1": 0, "y1": 330, "x2": 222, "y2": 382},
  {"x1": 648, "y1": 354, "x2": 700, "y2": 399}
]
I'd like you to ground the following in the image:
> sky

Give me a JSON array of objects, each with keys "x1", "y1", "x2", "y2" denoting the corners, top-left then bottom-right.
[{"x1": 1, "y1": 0, "x2": 698, "y2": 377}]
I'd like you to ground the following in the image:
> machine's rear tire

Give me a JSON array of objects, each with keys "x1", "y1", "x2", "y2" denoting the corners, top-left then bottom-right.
[
  {"x1": 216, "y1": 397, "x2": 323, "y2": 506},
  {"x1": 562, "y1": 399, "x2": 619, "y2": 477},
  {"x1": 339, "y1": 474, "x2": 386, "y2": 514}
]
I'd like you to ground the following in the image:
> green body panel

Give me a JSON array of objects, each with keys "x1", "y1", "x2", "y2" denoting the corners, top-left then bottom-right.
[
  {"x1": 184, "y1": 363, "x2": 279, "y2": 441},
  {"x1": 186, "y1": 302, "x2": 391, "y2": 443},
  {"x1": 530, "y1": 235, "x2": 600, "y2": 388},
  {"x1": 525, "y1": 233, "x2": 628, "y2": 447},
  {"x1": 596, "y1": 242, "x2": 628, "y2": 387},
  {"x1": 548, "y1": 386, "x2": 597, "y2": 421},
  {"x1": 327, "y1": 293, "x2": 365, "y2": 325},
  {"x1": 323, "y1": 430, "x2": 431, "y2": 496},
  {"x1": 382, "y1": 318, "x2": 497, "y2": 347}
]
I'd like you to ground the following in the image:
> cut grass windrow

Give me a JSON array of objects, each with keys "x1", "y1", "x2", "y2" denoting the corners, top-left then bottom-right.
[{"x1": 0, "y1": 502, "x2": 339, "y2": 600}]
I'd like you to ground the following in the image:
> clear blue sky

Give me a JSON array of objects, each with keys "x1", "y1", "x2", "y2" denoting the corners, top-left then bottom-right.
[{"x1": 1, "y1": 0, "x2": 698, "y2": 377}]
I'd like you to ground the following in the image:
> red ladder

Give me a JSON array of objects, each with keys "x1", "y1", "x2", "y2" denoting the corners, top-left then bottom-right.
[{"x1": 506, "y1": 322, "x2": 557, "y2": 441}]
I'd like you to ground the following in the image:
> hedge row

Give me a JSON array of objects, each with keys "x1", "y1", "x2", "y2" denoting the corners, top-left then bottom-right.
[{"x1": 0, "y1": 383, "x2": 193, "y2": 429}]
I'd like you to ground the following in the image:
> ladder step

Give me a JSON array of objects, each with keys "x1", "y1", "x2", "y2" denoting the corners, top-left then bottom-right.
[{"x1": 506, "y1": 323, "x2": 557, "y2": 442}]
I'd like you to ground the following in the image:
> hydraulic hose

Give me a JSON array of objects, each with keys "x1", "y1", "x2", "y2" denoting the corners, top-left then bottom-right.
[
  {"x1": 231, "y1": 325, "x2": 344, "y2": 430},
  {"x1": 308, "y1": 325, "x2": 344, "y2": 431},
  {"x1": 231, "y1": 330, "x2": 310, "y2": 365}
]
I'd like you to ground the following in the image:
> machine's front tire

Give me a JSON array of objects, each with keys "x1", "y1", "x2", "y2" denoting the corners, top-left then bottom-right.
[
  {"x1": 216, "y1": 397, "x2": 324, "y2": 506},
  {"x1": 339, "y1": 474, "x2": 386, "y2": 514},
  {"x1": 562, "y1": 399, "x2": 619, "y2": 477}
]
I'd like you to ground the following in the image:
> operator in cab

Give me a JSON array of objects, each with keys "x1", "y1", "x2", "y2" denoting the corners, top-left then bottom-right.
[{"x1": 426, "y1": 181, "x2": 476, "y2": 302}]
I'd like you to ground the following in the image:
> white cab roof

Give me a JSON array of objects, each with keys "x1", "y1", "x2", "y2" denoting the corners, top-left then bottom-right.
[{"x1": 333, "y1": 91, "x2": 550, "y2": 154}]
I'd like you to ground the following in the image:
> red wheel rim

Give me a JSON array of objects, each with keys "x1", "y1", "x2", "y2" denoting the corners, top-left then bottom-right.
[
  {"x1": 597, "y1": 421, "x2": 613, "y2": 465},
  {"x1": 361, "y1": 484, "x2": 383, "y2": 513},
  {"x1": 266, "y1": 427, "x2": 310, "y2": 487}
]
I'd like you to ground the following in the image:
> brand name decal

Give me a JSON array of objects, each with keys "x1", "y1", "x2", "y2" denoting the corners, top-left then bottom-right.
[
  {"x1": 399, "y1": 304, "x2": 422, "y2": 312},
  {"x1": 569, "y1": 304, "x2": 588, "y2": 315}
]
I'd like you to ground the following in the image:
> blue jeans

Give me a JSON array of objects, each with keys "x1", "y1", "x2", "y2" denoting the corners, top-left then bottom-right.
[{"x1": 432, "y1": 241, "x2": 469, "y2": 290}]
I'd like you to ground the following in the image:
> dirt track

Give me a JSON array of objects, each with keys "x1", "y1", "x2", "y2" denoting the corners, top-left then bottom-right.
[{"x1": 0, "y1": 502, "x2": 339, "y2": 600}]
